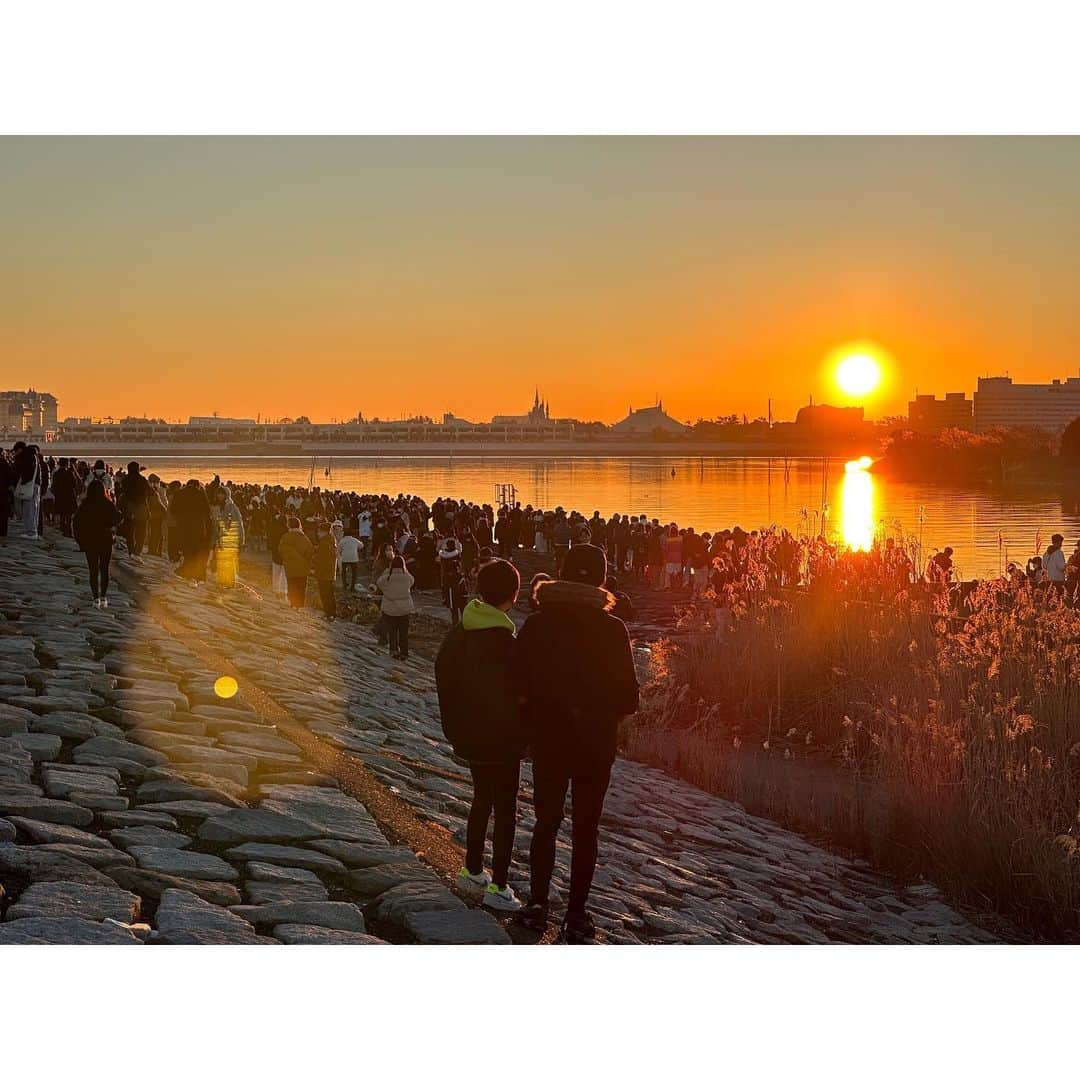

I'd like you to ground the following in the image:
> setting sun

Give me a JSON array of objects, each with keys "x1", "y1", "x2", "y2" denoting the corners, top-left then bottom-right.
[{"x1": 835, "y1": 352, "x2": 883, "y2": 398}]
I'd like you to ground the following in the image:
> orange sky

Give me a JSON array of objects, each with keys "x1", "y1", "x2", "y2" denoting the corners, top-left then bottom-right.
[{"x1": 3, "y1": 137, "x2": 1079, "y2": 425}]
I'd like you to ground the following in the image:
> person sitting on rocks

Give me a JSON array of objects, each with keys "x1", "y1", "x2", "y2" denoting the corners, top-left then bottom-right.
[
  {"x1": 514, "y1": 543, "x2": 639, "y2": 944},
  {"x1": 435, "y1": 558, "x2": 526, "y2": 913}
]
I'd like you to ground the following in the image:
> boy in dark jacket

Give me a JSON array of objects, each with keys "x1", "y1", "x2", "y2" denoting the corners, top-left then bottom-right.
[
  {"x1": 514, "y1": 543, "x2": 639, "y2": 943},
  {"x1": 435, "y1": 558, "x2": 526, "y2": 912}
]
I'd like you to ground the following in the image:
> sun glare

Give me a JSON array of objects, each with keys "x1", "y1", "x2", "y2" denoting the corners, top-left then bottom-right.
[{"x1": 835, "y1": 352, "x2": 882, "y2": 398}]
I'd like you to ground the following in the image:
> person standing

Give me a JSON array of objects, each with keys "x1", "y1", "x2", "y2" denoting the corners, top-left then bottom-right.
[
  {"x1": 173, "y1": 479, "x2": 214, "y2": 582},
  {"x1": 146, "y1": 474, "x2": 168, "y2": 556},
  {"x1": 12, "y1": 442, "x2": 41, "y2": 539},
  {"x1": 211, "y1": 486, "x2": 246, "y2": 588},
  {"x1": 313, "y1": 521, "x2": 339, "y2": 619},
  {"x1": 119, "y1": 461, "x2": 151, "y2": 560},
  {"x1": 278, "y1": 516, "x2": 314, "y2": 609},
  {"x1": 73, "y1": 479, "x2": 122, "y2": 607},
  {"x1": 337, "y1": 528, "x2": 361, "y2": 592},
  {"x1": 50, "y1": 458, "x2": 78, "y2": 538},
  {"x1": 439, "y1": 538, "x2": 467, "y2": 625},
  {"x1": 514, "y1": 543, "x2": 639, "y2": 943},
  {"x1": 1044, "y1": 534, "x2": 1067, "y2": 590},
  {"x1": 376, "y1": 555, "x2": 415, "y2": 660},
  {"x1": 435, "y1": 558, "x2": 526, "y2": 912},
  {"x1": 0, "y1": 448, "x2": 13, "y2": 538}
]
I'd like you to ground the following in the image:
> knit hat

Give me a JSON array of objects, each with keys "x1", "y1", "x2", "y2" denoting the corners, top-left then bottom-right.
[{"x1": 560, "y1": 543, "x2": 607, "y2": 587}]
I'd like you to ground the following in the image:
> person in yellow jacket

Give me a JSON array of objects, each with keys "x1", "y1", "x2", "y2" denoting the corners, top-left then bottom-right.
[{"x1": 277, "y1": 516, "x2": 314, "y2": 609}]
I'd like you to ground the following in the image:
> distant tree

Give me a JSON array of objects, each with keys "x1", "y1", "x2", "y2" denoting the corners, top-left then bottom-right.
[{"x1": 1061, "y1": 416, "x2": 1080, "y2": 459}]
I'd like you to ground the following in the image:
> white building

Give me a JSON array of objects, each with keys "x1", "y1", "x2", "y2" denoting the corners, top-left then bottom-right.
[{"x1": 973, "y1": 376, "x2": 1080, "y2": 433}]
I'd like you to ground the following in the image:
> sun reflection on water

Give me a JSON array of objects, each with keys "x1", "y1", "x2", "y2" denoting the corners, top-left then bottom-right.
[{"x1": 841, "y1": 457, "x2": 875, "y2": 552}]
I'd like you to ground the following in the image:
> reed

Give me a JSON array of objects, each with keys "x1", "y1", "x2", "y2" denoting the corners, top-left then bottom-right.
[{"x1": 629, "y1": 538, "x2": 1080, "y2": 940}]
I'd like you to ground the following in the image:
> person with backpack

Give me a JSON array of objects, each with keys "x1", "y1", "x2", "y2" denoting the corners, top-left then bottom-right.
[
  {"x1": 73, "y1": 479, "x2": 122, "y2": 607},
  {"x1": 514, "y1": 543, "x2": 639, "y2": 943},
  {"x1": 435, "y1": 558, "x2": 526, "y2": 912}
]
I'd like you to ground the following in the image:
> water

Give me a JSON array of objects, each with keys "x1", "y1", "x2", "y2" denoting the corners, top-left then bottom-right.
[{"x1": 129, "y1": 453, "x2": 1080, "y2": 579}]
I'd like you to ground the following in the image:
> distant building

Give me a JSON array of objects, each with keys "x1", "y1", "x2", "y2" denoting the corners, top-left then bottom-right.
[
  {"x1": 0, "y1": 389, "x2": 58, "y2": 435},
  {"x1": 793, "y1": 403, "x2": 867, "y2": 439},
  {"x1": 188, "y1": 416, "x2": 256, "y2": 427},
  {"x1": 610, "y1": 401, "x2": 689, "y2": 435},
  {"x1": 974, "y1": 376, "x2": 1080, "y2": 433},
  {"x1": 493, "y1": 388, "x2": 554, "y2": 426},
  {"x1": 907, "y1": 392, "x2": 973, "y2": 432}
]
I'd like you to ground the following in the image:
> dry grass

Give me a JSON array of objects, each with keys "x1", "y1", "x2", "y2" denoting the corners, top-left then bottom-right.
[{"x1": 629, "y1": 537, "x2": 1080, "y2": 940}]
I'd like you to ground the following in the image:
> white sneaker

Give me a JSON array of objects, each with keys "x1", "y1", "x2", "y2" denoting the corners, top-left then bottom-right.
[
  {"x1": 93, "y1": 597, "x2": 102, "y2": 608},
  {"x1": 101, "y1": 597, "x2": 109, "y2": 608},
  {"x1": 483, "y1": 884, "x2": 523, "y2": 912},
  {"x1": 457, "y1": 867, "x2": 491, "y2": 890}
]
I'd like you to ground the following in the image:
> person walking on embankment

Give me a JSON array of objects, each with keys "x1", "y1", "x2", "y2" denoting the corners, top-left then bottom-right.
[
  {"x1": 172, "y1": 478, "x2": 214, "y2": 582},
  {"x1": 211, "y1": 485, "x2": 246, "y2": 588},
  {"x1": 376, "y1": 555, "x2": 415, "y2": 660},
  {"x1": 514, "y1": 543, "x2": 639, "y2": 944},
  {"x1": 73, "y1": 479, "x2": 122, "y2": 608},
  {"x1": 278, "y1": 516, "x2": 314, "y2": 609},
  {"x1": 435, "y1": 558, "x2": 526, "y2": 913},
  {"x1": 119, "y1": 460, "x2": 151, "y2": 560},
  {"x1": 313, "y1": 521, "x2": 339, "y2": 619}
]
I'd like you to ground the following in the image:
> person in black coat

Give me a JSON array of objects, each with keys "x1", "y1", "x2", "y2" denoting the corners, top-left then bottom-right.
[
  {"x1": 0, "y1": 449, "x2": 14, "y2": 538},
  {"x1": 514, "y1": 543, "x2": 639, "y2": 943},
  {"x1": 172, "y1": 479, "x2": 213, "y2": 581},
  {"x1": 50, "y1": 458, "x2": 79, "y2": 537},
  {"x1": 73, "y1": 479, "x2": 122, "y2": 607},
  {"x1": 119, "y1": 461, "x2": 151, "y2": 558},
  {"x1": 435, "y1": 559, "x2": 527, "y2": 911}
]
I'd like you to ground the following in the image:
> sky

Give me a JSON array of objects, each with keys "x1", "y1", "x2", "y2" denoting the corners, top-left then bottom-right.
[{"x1": 3, "y1": 137, "x2": 1079, "y2": 426}]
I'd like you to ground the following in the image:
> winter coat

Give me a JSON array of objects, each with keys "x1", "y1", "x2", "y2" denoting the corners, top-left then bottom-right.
[
  {"x1": 313, "y1": 535, "x2": 338, "y2": 582},
  {"x1": 435, "y1": 600, "x2": 526, "y2": 763},
  {"x1": 171, "y1": 485, "x2": 213, "y2": 553},
  {"x1": 515, "y1": 579, "x2": 639, "y2": 769},
  {"x1": 376, "y1": 568, "x2": 415, "y2": 616},
  {"x1": 278, "y1": 529, "x2": 314, "y2": 579},
  {"x1": 51, "y1": 467, "x2": 79, "y2": 514},
  {"x1": 73, "y1": 497, "x2": 122, "y2": 551}
]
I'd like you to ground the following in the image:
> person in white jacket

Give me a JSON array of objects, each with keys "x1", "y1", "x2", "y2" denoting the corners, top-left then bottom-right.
[
  {"x1": 1043, "y1": 534, "x2": 1067, "y2": 586},
  {"x1": 377, "y1": 555, "x2": 415, "y2": 660}
]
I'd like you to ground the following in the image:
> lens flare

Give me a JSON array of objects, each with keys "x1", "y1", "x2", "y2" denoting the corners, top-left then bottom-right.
[{"x1": 214, "y1": 675, "x2": 239, "y2": 699}]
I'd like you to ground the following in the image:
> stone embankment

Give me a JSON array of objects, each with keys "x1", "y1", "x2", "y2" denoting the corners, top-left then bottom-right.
[{"x1": 0, "y1": 534, "x2": 997, "y2": 944}]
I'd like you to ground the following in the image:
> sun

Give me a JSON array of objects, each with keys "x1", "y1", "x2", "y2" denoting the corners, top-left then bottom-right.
[{"x1": 833, "y1": 349, "x2": 884, "y2": 399}]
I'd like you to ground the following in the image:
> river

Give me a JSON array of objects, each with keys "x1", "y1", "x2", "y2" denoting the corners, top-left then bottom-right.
[{"x1": 123, "y1": 453, "x2": 1079, "y2": 579}]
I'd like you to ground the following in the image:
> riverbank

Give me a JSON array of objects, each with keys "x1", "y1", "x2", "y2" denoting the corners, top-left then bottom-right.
[{"x1": 0, "y1": 532, "x2": 994, "y2": 944}]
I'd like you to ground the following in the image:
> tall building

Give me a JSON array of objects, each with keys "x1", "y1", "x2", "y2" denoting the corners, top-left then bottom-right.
[
  {"x1": 907, "y1": 392, "x2": 973, "y2": 432},
  {"x1": 973, "y1": 376, "x2": 1080, "y2": 433},
  {"x1": 0, "y1": 389, "x2": 58, "y2": 435}
]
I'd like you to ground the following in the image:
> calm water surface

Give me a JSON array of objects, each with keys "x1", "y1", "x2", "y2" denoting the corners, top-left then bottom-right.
[{"x1": 132, "y1": 454, "x2": 1080, "y2": 579}]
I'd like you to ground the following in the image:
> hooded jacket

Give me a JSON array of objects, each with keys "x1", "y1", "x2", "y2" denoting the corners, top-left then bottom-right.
[
  {"x1": 435, "y1": 599, "x2": 527, "y2": 763},
  {"x1": 514, "y1": 579, "x2": 639, "y2": 769}
]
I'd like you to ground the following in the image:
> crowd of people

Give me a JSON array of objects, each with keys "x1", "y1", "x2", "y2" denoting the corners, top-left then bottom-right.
[{"x1": 5, "y1": 443, "x2": 1080, "y2": 941}]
